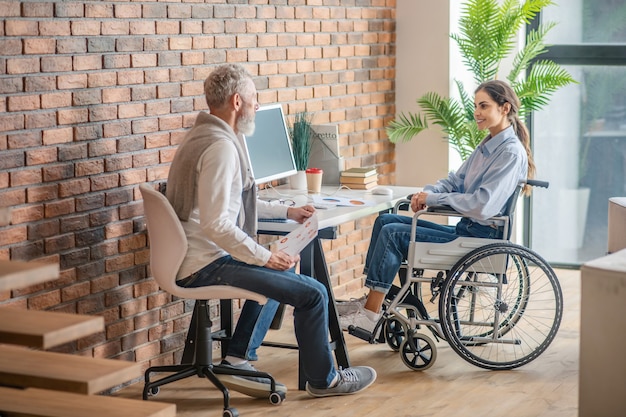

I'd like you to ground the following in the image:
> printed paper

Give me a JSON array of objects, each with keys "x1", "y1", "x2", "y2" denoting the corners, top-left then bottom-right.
[{"x1": 277, "y1": 214, "x2": 319, "y2": 256}]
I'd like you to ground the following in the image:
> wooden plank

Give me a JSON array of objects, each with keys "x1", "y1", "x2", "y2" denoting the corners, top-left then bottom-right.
[
  {"x1": 0, "y1": 345, "x2": 141, "y2": 395},
  {"x1": 0, "y1": 260, "x2": 59, "y2": 292},
  {"x1": 0, "y1": 308, "x2": 104, "y2": 349},
  {"x1": 0, "y1": 386, "x2": 176, "y2": 417}
]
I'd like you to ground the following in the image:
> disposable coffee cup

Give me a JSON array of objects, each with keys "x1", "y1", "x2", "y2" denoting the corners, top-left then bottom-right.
[{"x1": 306, "y1": 167, "x2": 323, "y2": 194}]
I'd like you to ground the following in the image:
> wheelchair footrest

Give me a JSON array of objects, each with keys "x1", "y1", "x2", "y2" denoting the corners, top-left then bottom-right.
[{"x1": 348, "y1": 325, "x2": 376, "y2": 343}]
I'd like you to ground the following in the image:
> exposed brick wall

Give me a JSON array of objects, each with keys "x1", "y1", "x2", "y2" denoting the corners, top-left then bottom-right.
[{"x1": 0, "y1": 0, "x2": 396, "y2": 376}]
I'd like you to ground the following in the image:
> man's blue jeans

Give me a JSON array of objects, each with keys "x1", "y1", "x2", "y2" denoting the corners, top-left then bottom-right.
[
  {"x1": 364, "y1": 213, "x2": 503, "y2": 293},
  {"x1": 231, "y1": 298, "x2": 279, "y2": 361},
  {"x1": 178, "y1": 255, "x2": 337, "y2": 389}
]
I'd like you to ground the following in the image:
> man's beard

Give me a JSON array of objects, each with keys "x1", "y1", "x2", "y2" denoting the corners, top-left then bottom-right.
[{"x1": 237, "y1": 108, "x2": 256, "y2": 136}]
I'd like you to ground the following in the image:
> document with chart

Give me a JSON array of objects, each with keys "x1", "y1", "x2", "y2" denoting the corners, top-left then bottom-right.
[{"x1": 277, "y1": 214, "x2": 318, "y2": 256}]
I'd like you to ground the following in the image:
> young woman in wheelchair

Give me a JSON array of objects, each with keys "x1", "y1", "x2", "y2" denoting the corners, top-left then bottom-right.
[{"x1": 339, "y1": 79, "x2": 536, "y2": 334}]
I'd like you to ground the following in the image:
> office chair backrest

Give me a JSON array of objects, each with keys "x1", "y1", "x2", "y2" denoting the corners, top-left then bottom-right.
[
  {"x1": 139, "y1": 183, "x2": 266, "y2": 304},
  {"x1": 140, "y1": 183, "x2": 187, "y2": 297}
]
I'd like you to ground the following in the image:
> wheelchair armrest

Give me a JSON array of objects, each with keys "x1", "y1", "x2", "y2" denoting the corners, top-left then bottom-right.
[
  {"x1": 418, "y1": 206, "x2": 509, "y2": 224},
  {"x1": 426, "y1": 205, "x2": 462, "y2": 216},
  {"x1": 395, "y1": 201, "x2": 464, "y2": 217},
  {"x1": 393, "y1": 198, "x2": 412, "y2": 213},
  {"x1": 408, "y1": 205, "x2": 464, "y2": 219}
]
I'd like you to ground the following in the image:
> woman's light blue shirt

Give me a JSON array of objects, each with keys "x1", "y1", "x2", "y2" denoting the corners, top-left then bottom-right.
[{"x1": 424, "y1": 125, "x2": 528, "y2": 225}]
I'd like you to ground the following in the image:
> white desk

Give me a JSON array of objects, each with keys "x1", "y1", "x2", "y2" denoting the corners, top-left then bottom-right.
[
  {"x1": 257, "y1": 185, "x2": 420, "y2": 389},
  {"x1": 258, "y1": 185, "x2": 419, "y2": 232}
]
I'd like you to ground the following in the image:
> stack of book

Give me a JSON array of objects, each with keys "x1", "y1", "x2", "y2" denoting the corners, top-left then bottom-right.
[{"x1": 340, "y1": 167, "x2": 378, "y2": 190}]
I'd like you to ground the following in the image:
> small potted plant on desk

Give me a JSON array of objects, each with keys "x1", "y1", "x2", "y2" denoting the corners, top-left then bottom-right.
[{"x1": 288, "y1": 112, "x2": 313, "y2": 190}]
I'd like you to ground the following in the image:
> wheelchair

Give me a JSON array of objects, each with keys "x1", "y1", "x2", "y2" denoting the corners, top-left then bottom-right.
[{"x1": 348, "y1": 179, "x2": 563, "y2": 371}]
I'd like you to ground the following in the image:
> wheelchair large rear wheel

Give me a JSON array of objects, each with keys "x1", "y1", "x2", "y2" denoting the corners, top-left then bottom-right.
[{"x1": 439, "y1": 243, "x2": 562, "y2": 370}]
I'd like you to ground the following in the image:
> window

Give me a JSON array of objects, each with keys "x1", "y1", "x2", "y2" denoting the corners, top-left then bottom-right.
[{"x1": 527, "y1": 0, "x2": 626, "y2": 266}]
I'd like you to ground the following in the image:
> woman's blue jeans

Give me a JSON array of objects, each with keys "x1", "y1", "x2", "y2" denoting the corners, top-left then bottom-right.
[
  {"x1": 179, "y1": 255, "x2": 337, "y2": 389},
  {"x1": 364, "y1": 213, "x2": 503, "y2": 293}
]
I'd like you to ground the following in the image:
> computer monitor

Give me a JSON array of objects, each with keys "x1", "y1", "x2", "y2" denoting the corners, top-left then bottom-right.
[{"x1": 245, "y1": 104, "x2": 298, "y2": 185}]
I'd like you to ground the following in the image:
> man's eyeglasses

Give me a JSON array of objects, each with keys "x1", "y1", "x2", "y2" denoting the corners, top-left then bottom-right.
[{"x1": 267, "y1": 198, "x2": 296, "y2": 207}]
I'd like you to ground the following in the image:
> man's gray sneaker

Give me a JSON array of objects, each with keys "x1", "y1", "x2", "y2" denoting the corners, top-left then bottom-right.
[
  {"x1": 336, "y1": 294, "x2": 367, "y2": 316},
  {"x1": 305, "y1": 366, "x2": 376, "y2": 397},
  {"x1": 216, "y1": 360, "x2": 287, "y2": 398}
]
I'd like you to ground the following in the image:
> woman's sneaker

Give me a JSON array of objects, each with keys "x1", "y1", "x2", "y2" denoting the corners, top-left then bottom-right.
[
  {"x1": 305, "y1": 366, "x2": 377, "y2": 397},
  {"x1": 338, "y1": 305, "x2": 378, "y2": 333},
  {"x1": 336, "y1": 294, "x2": 367, "y2": 316}
]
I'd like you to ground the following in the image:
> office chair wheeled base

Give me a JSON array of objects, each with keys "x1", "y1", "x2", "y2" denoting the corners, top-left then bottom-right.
[{"x1": 142, "y1": 300, "x2": 285, "y2": 414}]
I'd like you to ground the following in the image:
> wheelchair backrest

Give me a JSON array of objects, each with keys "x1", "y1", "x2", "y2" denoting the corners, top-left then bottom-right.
[{"x1": 501, "y1": 185, "x2": 524, "y2": 239}]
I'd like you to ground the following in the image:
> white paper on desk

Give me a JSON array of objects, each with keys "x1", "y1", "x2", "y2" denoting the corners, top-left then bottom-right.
[{"x1": 276, "y1": 214, "x2": 319, "y2": 256}]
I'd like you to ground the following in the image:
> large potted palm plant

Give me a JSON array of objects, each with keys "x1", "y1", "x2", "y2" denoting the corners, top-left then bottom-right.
[{"x1": 387, "y1": 0, "x2": 577, "y2": 160}]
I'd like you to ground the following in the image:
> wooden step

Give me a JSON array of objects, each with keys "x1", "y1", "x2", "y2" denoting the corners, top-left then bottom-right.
[
  {"x1": 0, "y1": 345, "x2": 141, "y2": 395},
  {"x1": 0, "y1": 308, "x2": 104, "y2": 349},
  {"x1": 0, "y1": 260, "x2": 59, "y2": 292},
  {"x1": 0, "y1": 386, "x2": 176, "y2": 417}
]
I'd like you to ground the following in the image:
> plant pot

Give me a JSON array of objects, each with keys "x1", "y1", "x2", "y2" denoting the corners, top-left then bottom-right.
[{"x1": 289, "y1": 171, "x2": 307, "y2": 190}]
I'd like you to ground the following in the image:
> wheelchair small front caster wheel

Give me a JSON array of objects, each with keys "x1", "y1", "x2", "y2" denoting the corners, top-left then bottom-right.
[
  {"x1": 148, "y1": 386, "x2": 159, "y2": 396},
  {"x1": 223, "y1": 407, "x2": 239, "y2": 417},
  {"x1": 269, "y1": 391, "x2": 285, "y2": 405},
  {"x1": 384, "y1": 318, "x2": 406, "y2": 352},
  {"x1": 400, "y1": 333, "x2": 437, "y2": 371}
]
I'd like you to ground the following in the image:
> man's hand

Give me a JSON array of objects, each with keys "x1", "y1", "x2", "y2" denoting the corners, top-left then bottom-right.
[
  {"x1": 265, "y1": 251, "x2": 300, "y2": 271},
  {"x1": 411, "y1": 192, "x2": 429, "y2": 212},
  {"x1": 287, "y1": 205, "x2": 315, "y2": 223}
]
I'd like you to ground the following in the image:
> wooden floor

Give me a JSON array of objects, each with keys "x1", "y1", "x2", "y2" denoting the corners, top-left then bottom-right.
[{"x1": 115, "y1": 268, "x2": 580, "y2": 417}]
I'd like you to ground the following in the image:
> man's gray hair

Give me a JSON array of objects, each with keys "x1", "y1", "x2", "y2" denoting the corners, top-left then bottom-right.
[{"x1": 204, "y1": 63, "x2": 253, "y2": 111}]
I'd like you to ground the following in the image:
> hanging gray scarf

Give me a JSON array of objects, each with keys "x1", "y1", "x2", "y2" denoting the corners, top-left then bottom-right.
[{"x1": 166, "y1": 112, "x2": 258, "y2": 237}]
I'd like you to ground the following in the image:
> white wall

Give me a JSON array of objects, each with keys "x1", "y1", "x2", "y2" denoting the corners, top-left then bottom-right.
[{"x1": 394, "y1": 0, "x2": 450, "y2": 187}]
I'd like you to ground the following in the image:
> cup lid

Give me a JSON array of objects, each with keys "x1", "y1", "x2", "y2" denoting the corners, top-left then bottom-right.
[{"x1": 305, "y1": 167, "x2": 323, "y2": 174}]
